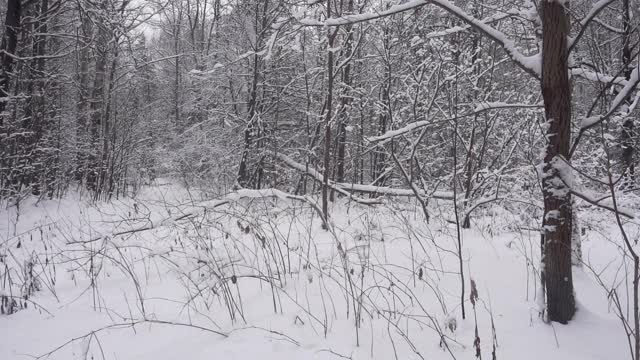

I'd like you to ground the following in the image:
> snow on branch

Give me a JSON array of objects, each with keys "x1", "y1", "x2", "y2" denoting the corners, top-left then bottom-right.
[
  {"x1": 569, "y1": 0, "x2": 616, "y2": 53},
  {"x1": 298, "y1": 0, "x2": 430, "y2": 26},
  {"x1": 473, "y1": 101, "x2": 543, "y2": 112},
  {"x1": 228, "y1": 188, "x2": 330, "y2": 226},
  {"x1": 570, "y1": 189, "x2": 636, "y2": 219},
  {"x1": 415, "y1": 8, "x2": 520, "y2": 40},
  {"x1": 276, "y1": 154, "x2": 383, "y2": 204},
  {"x1": 571, "y1": 67, "x2": 629, "y2": 86},
  {"x1": 298, "y1": 0, "x2": 540, "y2": 79},
  {"x1": 338, "y1": 183, "x2": 454, "y2": 200},
  {"x1": 430, "y1": 0, "x2": 541, "y2": 79},
  {"x1": 367, "y1": 102, "x2": 542, "y2": 143},
  {"x1": 366, "y1": 118, "x2": 447, "y2": 143},
  {"x1": 579, "y1": 64, "x2": 640, "y2": 131},
  {"x1": 275, "y1": 153, "x2": 454, "y2": 201}
]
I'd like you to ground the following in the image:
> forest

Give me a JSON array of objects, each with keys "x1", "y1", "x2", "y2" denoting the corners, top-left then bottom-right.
[{"x1": 0, "y1": 0, "x2": 639, "y2": 359}]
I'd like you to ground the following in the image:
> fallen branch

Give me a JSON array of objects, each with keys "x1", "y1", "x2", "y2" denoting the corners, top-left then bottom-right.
[
  {"x1": 570, "y1": 189, "x2": 635, "y2": 219},
  {"x1": 276, "y1": 153, "x2": 454, "y2": 200}
]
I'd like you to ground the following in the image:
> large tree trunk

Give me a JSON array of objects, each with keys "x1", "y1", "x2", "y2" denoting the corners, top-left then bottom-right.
[{"x1": 540, "y1": 0, "x2": 576, "y2": 324}]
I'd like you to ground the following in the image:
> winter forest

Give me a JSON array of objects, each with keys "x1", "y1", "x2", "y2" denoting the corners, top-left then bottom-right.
[{"x1": 0, "y1": 0, "x2": 639, "y2": 359}]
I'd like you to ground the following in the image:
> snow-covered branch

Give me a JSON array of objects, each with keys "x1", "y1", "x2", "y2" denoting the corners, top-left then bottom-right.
[
  {"x1": 276, "y1": 153, "x2": 454, "y2": 201},
  {"x1": 429, "y1": 0, "x2": 540, "y2": 79},
  {"x1": 473, "y1": 101, "x2": 543, "y2": 112},
  {"x1": 276, "y1": 154, "x2": 383, "y2": 204},
  {"x1": 298, "y1": 0, "x2": 430, "y2": 26},
  {"x1": 570, "y1": 189, "x2": 636, "y2": 219},
  {"x1": 368, "y1": 102, "x2": 542, "y2": 143},
  {"x1": 571, "y1": 67, "x2": 629, "y2": 87},
  {"x1": 569, "y1": 0, "x2": 616, "y2": 53},
  {"x1": 416, "y1": 9, "x2": 520, "y2": 40},
  {"x1": 298, "y1": 0, "x2": 541, "y2": 79},
  {"x1": 579, "y1": 65, "x2": 640, "y2": 131}
]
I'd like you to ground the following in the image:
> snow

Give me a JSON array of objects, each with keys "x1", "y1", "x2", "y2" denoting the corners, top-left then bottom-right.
[
  {"x1": 369, "y1": 101, "x2": 542, "y2": 143},
  {"x1": 366, "y1": 119, "x2": 436, "y2": 143},
  {"x1": 429, "y1": 0, "x2": 541, "y2": 78},
  {"x1": 580, "y1": 115, "x2": 601, "y2": 129},
  {"x1": 474, "y1": 101, "x2": 543, "y2": 112},
  {"x1": 608, "y1": 65, "x2": 640, "y2": 115},
  {"x1": 521, "y1": 53, "x2": 541, "y2": 75},
  {"x1": 299, "y1": 0, "x2": 431, "y2": 27},
  {"x1": 579, "y1": 63, "x2": 640, "y2": 130},
  {"x1": 422, "y1": 9, "x2": 519, "y2": 40},
  {"x1": 276, "y1": 153, "x2": 454, "y2": 200},
  {"x1": 571, "y1": 68, "x2": 628, "y2": 86},
  {"x1": 1, "y1": 181, "x2": 637, "y2": 360},
  {"x1": 572, "y1": 0, "x2": 615, "y2": 49},
  {"x1": 338, "y1": 182, "x2": 454, "y2": 200},
  {"x1": 189, "y1": 63, "x2": 224, "y2": 76},
  {"x1": 581, "y1": 0, "x2": 614, "y2": 26},
  {"x1": 570, "y1": 188, "x2": 636, "y2": 219}
]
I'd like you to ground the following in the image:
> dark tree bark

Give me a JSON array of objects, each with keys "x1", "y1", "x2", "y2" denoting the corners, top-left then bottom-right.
[
  {"x1": 21, "y1": 0, "x2": 49, "y2": 194},
  {"x1": 540, "y1": 0, "x2": 576, "y2": 324},
  {"x1": 0, "y1": 0, "x2": 21, "y2": 126}
]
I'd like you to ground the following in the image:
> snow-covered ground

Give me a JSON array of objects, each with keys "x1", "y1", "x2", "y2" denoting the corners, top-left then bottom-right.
[{"x1": 1, "y1": 182, "x2": 638, "y2": 360}]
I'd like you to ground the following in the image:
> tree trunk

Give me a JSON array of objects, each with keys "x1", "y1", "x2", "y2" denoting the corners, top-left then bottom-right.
[
  {"x1": 371, "y1": 24, "x2": 392, "y2": 190},
  {"x1": 171, "y1": 2, "x2": 182, "y2": 127},
  {"x1": 21, "y1": 0, "x2": 49, "y2": 194},
  {"x1": 0, "y1": 0, "x2": 21, "y2": 125},
  {"x1": 540, "y1": 0, "x2": 575, "y2": 324},
  {"x1": 98, "y1": 47, "x2": 119, "y2": 198},
  {"x1": 322, "y1": 0, "x2": 335, "y2": 224},
  {"x1": 87, "y1": 9, "x2": 109, "y2": 193},
  {"x1": 75, "y1": 12, "x2": 92, "y2": 183},
  {"x1": 571, "y1": 198, "x2": 582, "y2": 266},
  {"x1": 237, "y1": 0, "x2": 269, "y2": 189},
  {"x1": 335, "y1": 0, "x2": 354, "y2": 187},
  {"x1": 237, "y1": 52, "x2": 260, "y2": 188},
  {"x1": 621, "y1": 0, "x2": 635, "y2": 189}
]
